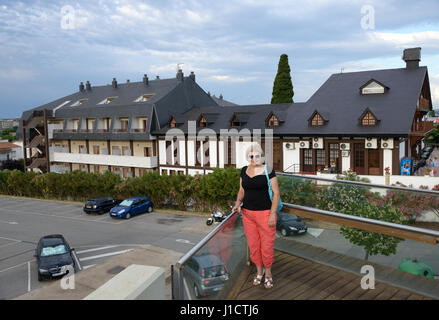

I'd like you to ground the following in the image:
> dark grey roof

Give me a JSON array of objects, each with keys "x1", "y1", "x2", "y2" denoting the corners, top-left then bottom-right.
[
  {"x1": 154, "y1": 66, "x2": 429, "y2": 137},
  {"x1": 211, "y1": 95, "x2": 238, "y2": 106}
]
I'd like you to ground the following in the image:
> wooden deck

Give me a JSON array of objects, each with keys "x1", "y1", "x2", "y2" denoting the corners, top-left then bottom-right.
[{"x1": 227, "y1": 251, "x2": 435, "y2": 300}]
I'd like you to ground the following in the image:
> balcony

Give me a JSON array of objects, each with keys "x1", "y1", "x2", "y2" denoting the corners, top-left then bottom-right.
[
  {"x1": 172, "y1": 174, "x2": 439, "y2": 300},
  {"x1": 418, "y1": 97, "x2": 431, "y2": 111},
  {"x1": 52, "y1": 151, "x2": 157, "y2": 168},
  {"x1": 411, "y1": 121, "x2": 434, "y2": 136}
]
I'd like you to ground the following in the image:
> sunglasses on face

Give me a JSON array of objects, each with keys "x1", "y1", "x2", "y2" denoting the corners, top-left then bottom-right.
[{"x1": 248, "y1": 154, "x2": 261, "y2": 159}]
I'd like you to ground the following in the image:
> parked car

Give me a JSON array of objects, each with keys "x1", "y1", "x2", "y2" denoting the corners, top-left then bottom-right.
[
  {"x1": 109, "y1": 196, "x2": 153, "y2": 219},
  {"x1": 183, "y1": 253, "x2": 229, "y2": 298},
  {"x1": 276, "y1": 212, "x2": 308, "y2": 236},
  {"x1": 35, "y1": 234, "x2": 75, "y2": 281},
  {"x1": 83, "y1": 197, "x2": 121, "y2": 214}
]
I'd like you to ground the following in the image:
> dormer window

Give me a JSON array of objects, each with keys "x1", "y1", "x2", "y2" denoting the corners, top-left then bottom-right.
[
  {"x1": 311, "y1": 113, "x2": 324, "y2": 126},
  {"x1": 199, "y1": 116, "x2": 207, "y2": 127},
  {"x1": 361, "y1": 111, "x2": 377, "y2": 126},
  {"x1": 360, "y1": 80, "x2": 388, "y2": 95},
  {"x1": 169, "y1": 117, "x2": 176, "y2": 128},
  {"x1": 71, "y1": 98, "x2": 88, "y2": 107},
  {"x1": 135, "y1": 94, "x2": 155, "y2": 102},
  {"x1": 267, "y1": 114, "x2": 279, "y2": 127},
  {"x1": 98, "y1": 96, "x2": 118, "y2": 105},
  {"x1": 231, "y1": 115, "x2": 240, "y2": 127}
]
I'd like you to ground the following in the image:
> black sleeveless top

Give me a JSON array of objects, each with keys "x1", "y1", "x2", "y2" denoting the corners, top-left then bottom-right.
[{"x1": 240, "y1": 165, "x2": 276, "y2": 211}]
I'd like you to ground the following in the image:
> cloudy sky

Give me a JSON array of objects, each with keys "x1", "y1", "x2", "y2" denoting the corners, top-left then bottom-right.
[{"x1": 1, "y1": 0, "x2": 439, "y2": 118}]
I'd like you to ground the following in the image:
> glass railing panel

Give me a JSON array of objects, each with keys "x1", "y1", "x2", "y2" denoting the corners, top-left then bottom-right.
[
  {"x1": 275, "y1": 173, "x2": 439, "y2": 286},
  {"x1": 174, "y1": 211, "x2": 247, "y2": 300}
]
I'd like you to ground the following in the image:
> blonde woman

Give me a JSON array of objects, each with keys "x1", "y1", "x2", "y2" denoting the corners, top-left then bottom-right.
[{"x1": 232, "y1": 142, "x2": 280, "y2": 289}]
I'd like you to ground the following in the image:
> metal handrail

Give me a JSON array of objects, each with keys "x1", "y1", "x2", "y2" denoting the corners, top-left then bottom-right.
[
  {"x1": 277, "y1": 171, "x2": 439, "y2": 196},
  {"x1": 283, "y1": 203, "x2": 439, "y2": 245},
  {"x1": 175, "y1": 209, "x2": 239, "y2": 269}
]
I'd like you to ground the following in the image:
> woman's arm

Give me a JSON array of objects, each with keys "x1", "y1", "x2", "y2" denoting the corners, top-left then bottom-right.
[
  {"x1": 232, "y1": 177, "x2": 244, "y2": 213},
  {"x1": 268, "y1": 176, "x2": 280, "y2": 227}
]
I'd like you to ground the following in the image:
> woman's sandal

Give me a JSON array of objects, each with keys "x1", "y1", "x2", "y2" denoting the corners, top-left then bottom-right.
[
  {"x1": 264, "y1": 276, "x2": 274, "y2": 289},
  {"x1": 252, "y1": 270, "x2": 265, "y2": 286}
]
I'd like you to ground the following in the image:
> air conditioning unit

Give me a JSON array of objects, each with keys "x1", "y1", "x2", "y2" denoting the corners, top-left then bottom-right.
[
  {"x1": 365, "y1": 138, "x2": 378, "y2": 149},
  {"x1": 312, "y1": 137, "x2": 323, "y2": 149},
  {"x1": 381, "y1": 138, "x2": 394, "y2": 149},
  {"x1": 298, "y1": 141, "x2": 309, "y2": 149},
  {"x1": 340, "y1": 143, "x2": 350, "y2": 151},
  {"x1": 285, "y1": 142, "x2": 295, "y2": 150}
]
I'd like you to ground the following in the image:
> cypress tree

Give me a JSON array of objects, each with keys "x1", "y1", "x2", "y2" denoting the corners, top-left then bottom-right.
[{"x1": 271, "y1": 54, "x2": 294, "y2": 104}]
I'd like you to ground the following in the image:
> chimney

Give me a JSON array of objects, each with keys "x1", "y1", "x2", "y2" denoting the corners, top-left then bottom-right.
[
  {"x1": 219, "y1": 94, "x2": 223, "y2": 100},
  {"x1": 79, "y1": 82, "x2": 85, "y2": 92},
  {"x1": 112, "y1": 78, "x2": 117, "y2": 88},
  {"x1": 176, "y1": 69, "x2": 184, "y2": 82},
  {"x1": 156, "y1": 75, "x2": 160, "y2": 80},
  {"x1": 143, "y1": 74, "x2": 149, "y2": 86},
  {"x1": 189, "y1": 71, "x2": 195, "y2": 82},
  {"x1": 86, "y1": 80, "x2": 91, "y2": 91},
  {"x1": 126, "y1": 79, "x2": 130, "y2": 83},
  {"x1": 402, "y1": 47, "x2": 421, "y2": 70}
]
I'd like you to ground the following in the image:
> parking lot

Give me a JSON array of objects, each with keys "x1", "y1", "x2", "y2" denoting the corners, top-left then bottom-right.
[{"x1": 0, "y1": 196, "x2": 209, "y2": 300}]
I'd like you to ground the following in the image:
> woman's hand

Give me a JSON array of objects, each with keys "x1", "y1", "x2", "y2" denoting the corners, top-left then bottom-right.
[
  {"x1": 268, "y1": 212, "x2": 277, "y2": 227},
  {"x1": 232, "y1": 202, "x2": 242, "y2": 214}
]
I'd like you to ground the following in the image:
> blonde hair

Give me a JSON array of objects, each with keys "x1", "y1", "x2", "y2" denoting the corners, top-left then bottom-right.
[{"x1": 245, "y1": 142, "x2": 265, "y2": 163}]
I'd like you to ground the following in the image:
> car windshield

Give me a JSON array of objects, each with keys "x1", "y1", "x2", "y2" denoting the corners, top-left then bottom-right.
[
  {"x1": 119, "y1": 200, "x2": 134, "y2": 207},
  {"x1": 202, "y1": 265, "x2": 227, "y2": 278},
  {"x1": 41, "y1": 244, "x2": 68, "y2": 257},
  {"x1": 281, "y1": 214, "x2": 298, "y2": 221},
  {"x1": 85, "y1": 200, "x2": 97, "y2": 205}
]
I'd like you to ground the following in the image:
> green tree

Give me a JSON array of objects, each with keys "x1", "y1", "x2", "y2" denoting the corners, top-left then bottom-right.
[
  {"x1": 271, "y1": 54, "x2": 294, "y2": 104},
  {"x1": 425, "y1": 124, "x2": 439, "y2": 144}
]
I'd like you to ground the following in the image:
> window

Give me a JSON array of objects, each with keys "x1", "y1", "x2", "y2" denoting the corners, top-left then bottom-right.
[
  {"x1": 231, "y1": 115, "x2": 240, "y2": 127},
  {"x1": 71, "y1": 99, "x2": 88, "y2": 107},
  {"x1": 195, "y1": 141, "x2": 201, "y2": 166},
  {"x1": 122, "y1": 146, "x2": 131, "y2": 156},
  {"x1": 304, "y1": 149, "x2": 313, "y2": 165},
  {"x1": 311, "y1": 113, "x2": 324, "y2": 126},
  {"x1": 361, "y1": 112, "x2": 376, "y2": 126},
  {"x1": 329, "y1": 143, "x2": 339, "y2": 167},
  {"x1": 316, "y1": 149, "x2": 325, "y2": 166},
  {"x1": 199, "y1": 116, "x2": 207, "y2": 127},
  {"x1": 134, "y1": 94, "x2": 155, "y2": 102},
  {"x1": 267, "y1": 114, "x2": 279, "y2": 127},
  {"x1": 169, "y1": 117, "x2": 176, "y2": 128},
  {"x1": 144, "y1": 147, "x2": 152, "y2": 157},
  {"x1": 78, "y1": 145, "x2": 87, "y2": 154},
  {"x1": 361, "y1": 81, "x2": 385, "y2": 94},
  {"x1": 166, "y1": 141, "x2": 172, "y2": 164},
  {"x1": 120, "y1": 118, "x2": 128, "y2": 132},
  {"x1": 98, "y1": 96, "x2": 118, "y2": 105},
  {"x1": 93, "y1": 145, "x2": 100, "y2": 154},
  {"x1": 112, "y1": 146, "x2": 121, "y2": 156}
]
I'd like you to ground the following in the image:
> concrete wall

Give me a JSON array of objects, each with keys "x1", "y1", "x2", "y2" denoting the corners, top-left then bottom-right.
[{"x1": 84, "y1": 265, "x2": 165, "y2": 300}]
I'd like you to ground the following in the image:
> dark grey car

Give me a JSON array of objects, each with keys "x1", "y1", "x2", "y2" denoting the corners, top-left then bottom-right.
[{"x1": 183, "y1": 253, "x2": 229, "y2": 298}]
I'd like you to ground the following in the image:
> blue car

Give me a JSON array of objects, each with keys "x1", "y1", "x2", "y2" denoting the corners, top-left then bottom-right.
[{"x1": 109, "y1": 196, "x2": 153, "y2": 219}]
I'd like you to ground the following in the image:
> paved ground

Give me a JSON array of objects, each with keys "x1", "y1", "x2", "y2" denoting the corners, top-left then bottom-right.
[{"x1": 0, "y1": 196, "x2": 212, "y2": 300}]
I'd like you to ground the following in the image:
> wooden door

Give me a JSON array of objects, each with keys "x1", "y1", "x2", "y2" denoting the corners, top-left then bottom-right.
[
  {"x1": 302, "y1": 149, "x2": 314, "y2": 172},
  {"x1": 353, "y1": 143, "x2": 365, "y2": 175}
]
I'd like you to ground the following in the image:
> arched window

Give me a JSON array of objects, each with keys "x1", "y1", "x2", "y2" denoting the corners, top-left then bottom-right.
[
  {"x1": 169, "y1": 117, "x2": 176, "y2": 128},
  {"x1": 199, "y1": 116, "x2": 207, "y2": 127}
]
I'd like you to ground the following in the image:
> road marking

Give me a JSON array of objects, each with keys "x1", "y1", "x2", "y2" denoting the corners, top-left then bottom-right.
[
  {"x1": 0, "y1": 260, "x2": 32, "y2": 274},
  {"x1": 0, "y1": 220, "x2": 18, "y2": 225},
  {"x1": 307, "y1": 228, "x2": 324, "y2": 238},
  {"x1": 0, "y1": 241, "x2": 22, "y2": 249},
  {"x1": 82, "y1": 264, "x2": 96, "y2": 270},
  {"x1": 78, "y1": 249, "x2": 133, "y2": 262},
  {"x1": 0, "y1": 236, "x2": 23, "y2": 242},
  {"x1": 76, "y1": 246, "x2": 118, "y2": 255},
  {"x1": 27, "y1": 262, "x2": 31, "y2": 292},
  {"x1": 176, "y1": 239, "x2": 196, "y2": 245}
]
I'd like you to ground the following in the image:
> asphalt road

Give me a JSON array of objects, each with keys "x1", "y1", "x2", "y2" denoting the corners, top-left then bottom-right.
[{"x1": 0, "y1": 196, "x2": 208, "y2": 300}]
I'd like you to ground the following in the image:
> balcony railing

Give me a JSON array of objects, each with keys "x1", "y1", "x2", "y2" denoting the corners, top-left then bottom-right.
[
  {"x1": 172, "y1": 173, "x2": 439, "y2": 300},
  {"x1": 52, "y1": 152, "x2": 157, "y2": 168},
  {"x1": 412, "y1": 121, "x2": 434, "y2": 135}
]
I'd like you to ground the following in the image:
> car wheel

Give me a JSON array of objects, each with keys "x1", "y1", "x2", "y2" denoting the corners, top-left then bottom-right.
[
  {"x1": 38, "y1": 272, "x2": 43, "y2": 281},
  {"x1": 194, "y1": 285, "x2": 201, "y2": 298},
  {"x1": 281, "y1": 228, "x2": 288, "y2": 237},
  {"x1": 147, "y1": 206, "x2": 153, "y2": 213},
  {"x1": 126, "y1": 213, "x2": 131, "y2": 219}
]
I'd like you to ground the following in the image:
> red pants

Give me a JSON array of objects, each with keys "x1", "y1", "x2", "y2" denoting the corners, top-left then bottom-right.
[{"x1": 242, "y1": 208, "x2": 277, "y2": 268}]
